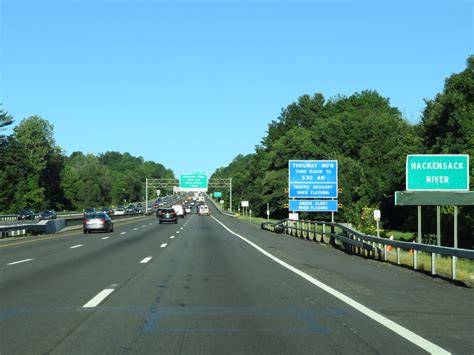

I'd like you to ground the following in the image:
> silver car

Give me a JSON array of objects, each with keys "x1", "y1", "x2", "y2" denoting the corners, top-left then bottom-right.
[{"x1": 83, "y1": 213, "x2": 114, "y2": 233}]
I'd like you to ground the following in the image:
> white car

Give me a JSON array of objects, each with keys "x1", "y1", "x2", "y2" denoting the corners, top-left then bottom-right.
[
  {"x1": 198, "y1": 205, "x2": 210, "y2": 216},
  {"x1": 172, "y1": 204, "x2": 185, "y2": 218},
  {"x1": 114, "y1": 207, "x2": 125, "y2": 215}
]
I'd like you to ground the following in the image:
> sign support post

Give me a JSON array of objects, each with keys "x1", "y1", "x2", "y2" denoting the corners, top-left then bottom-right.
[
  {"x1": 145, "y1": 178, "x2": 148, "y2": 214},
  {"x1": 452, "y1": 206, "x2": 458, "y2": 279}
]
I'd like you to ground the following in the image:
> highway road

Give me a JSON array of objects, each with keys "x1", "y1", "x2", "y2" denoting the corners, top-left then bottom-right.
[{"x1": 0, "y1": 202, "x2": 472, "y2": 354}]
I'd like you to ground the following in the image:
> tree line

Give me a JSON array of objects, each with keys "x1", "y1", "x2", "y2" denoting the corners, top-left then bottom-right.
[
  {"x1": 0, "y1": 115, "x2": 174, "y2": 213},
  {"x1": 211, "y1": 56, "x2": 473, "y2": 248}
]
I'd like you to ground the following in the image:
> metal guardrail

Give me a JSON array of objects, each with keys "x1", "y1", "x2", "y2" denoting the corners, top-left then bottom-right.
[
  {"x1": 0, "y1": 211, "x2": 86, "y2": 221},
  {"x1": 206, "y1": 196, "x2": 237, "y2": 217},
  {"x1": 0, "y1": 212, "x2": 146, "y2": 238},
  {"x1": 261, "y1": 219, "x2": 474, "y2": 281}
]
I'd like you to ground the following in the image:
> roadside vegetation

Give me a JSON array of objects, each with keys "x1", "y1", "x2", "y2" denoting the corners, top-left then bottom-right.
[
  {"x1": 211, "y1": 56, "x2": 474, "y2": 249},
  {"x1": 0, "y1": 116, "x2": 174, "y2": 213}
]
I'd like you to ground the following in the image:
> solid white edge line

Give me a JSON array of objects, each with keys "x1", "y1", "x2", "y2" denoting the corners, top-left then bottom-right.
[
  {"x1": 70, "y1": 244, "x2": 83, "y2": 249},
  {"x1": 210, "y1": 215, "x2": 451, "y2": 355},
  {"x1": 140, "y1": 256, "x2": 153, "y2": 263},
  {"x1": 160, "y1": 243, "x2": 167, "y2": 248},
  {"x1": 7, "y1": 258, "x2": 34, "y2": 265},
  {"x1": 83, "y1": 288, "x2": 115, "y2": 308}
]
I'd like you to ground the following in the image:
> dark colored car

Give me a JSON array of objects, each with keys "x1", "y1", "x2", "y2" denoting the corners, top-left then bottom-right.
[
  {"x1": 39, "y1": 210, "x2": 57, "y2": 220},
  {"x1": 83, "y1": 212, "x2": 113, "y2": 233},
  {"x1": 83, "y1": 207, "x2": 96, "y2": 217},
  {"x1": 157, "y1": 208, "x2": 177, "y2": 224},
  {"x1": 100, "y1": 207, "x2": 114, "y2": 215},
  {"x1": 17, "y1": 209, "x2": 35, "y2": 220}
]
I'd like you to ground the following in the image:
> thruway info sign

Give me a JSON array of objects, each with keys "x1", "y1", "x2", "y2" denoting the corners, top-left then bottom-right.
[{"x1": 288, "y1": 160, "x2": 338, "y2": 198}]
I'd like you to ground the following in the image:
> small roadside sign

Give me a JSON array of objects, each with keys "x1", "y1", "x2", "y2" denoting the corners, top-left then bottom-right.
[
  {"x1": 289, "y1": 213, "x2": 299, "y2": 220},
  {"x1": 373, "y1": 209, "x2": 381, "y2": 221},
  {"x1": 241, "y1": 201, "x2": 249, "y2": 207}
]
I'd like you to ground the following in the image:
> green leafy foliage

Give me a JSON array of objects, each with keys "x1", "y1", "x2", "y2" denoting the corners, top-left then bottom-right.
[
  {"x1": 0, "y1": 118, "x2": 175, "y2": 213},
  {"x1": 211, "y1": 56, "x2": 473, "y2": 248}
]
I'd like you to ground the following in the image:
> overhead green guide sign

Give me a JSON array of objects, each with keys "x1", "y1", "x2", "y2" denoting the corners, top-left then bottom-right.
[
  {"x1": 179, "y1": 174, "x2": 208, "y2": 192},
  {"x1": 406, "y1": 155, "x2": 469, "y2": 191}
]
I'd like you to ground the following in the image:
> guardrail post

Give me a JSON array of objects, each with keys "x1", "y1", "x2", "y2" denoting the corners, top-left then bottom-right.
[
  {"x1": 397, "y1": 247, "x2": 400, "y2": 265},
  {"x1": 321, "y1": 224, "x2": 326, "y2": 244},
  {"x1": 330, "y1": 224, "x2": 335, "y2": 247},
  {"x1": 431, "y1": 253, "x2": 436, "y2": 275},
  {"x1": 452, "y1": 256, "x2": 456, "y2": 280},
  {"x1": 452, "y1": 205, "x2": 458, "y2": 281},
  {"x1": 413, "y1": 247, "x2": 418, "y2": 270},
  {"x1": 384, "y1": 243, "x2": 388, "y2": 261}
]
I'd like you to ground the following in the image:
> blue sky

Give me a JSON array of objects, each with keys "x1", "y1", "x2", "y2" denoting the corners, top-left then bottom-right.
[{"x1": 1, "y1": 0, "x2": 472, "y2": 177}]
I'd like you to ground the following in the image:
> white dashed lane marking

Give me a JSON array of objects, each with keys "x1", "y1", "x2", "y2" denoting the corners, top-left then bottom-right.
[
  {"x1": 121, "y1": 232, "x2": 126, "y2": 235},
  {"x1": 102, "y1": 237, "x2": 109, "y2": 240},
  {"x1": 70, "y1": 244, "x2": 83, "y2": 249},
  {"x1": 83, "y1": 289, "x2": 115, "y2": 308},
  {"x1": 170, "y1": 236, "x2": 175, "y2": 239},
  {"x1": 7, "y1": 258, "x2": 34, "y2": 266},
  {"x1": 160, "y1": 243, "x2": 167, "y2": 248},
  {"x1": 140, "y1": 256, "x2": 153, "y2": 264}
]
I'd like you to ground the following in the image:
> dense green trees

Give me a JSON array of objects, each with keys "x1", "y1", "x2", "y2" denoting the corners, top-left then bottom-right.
[
  {"x1": 416, "y1": 56, "x2": 474, "y2": 246},
  {"x1": 0, "y1": 116, "x2": 175, "y2": 213},
  {"x1": 211, "y1": 56, "x2": 473, "y2": 247},
  {"x1": 0, "y1": 105, "x2": 14, "y2": 145}
]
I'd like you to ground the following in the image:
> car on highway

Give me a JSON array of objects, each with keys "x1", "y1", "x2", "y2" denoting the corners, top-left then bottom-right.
[
  {"x1": 157, "y1": 208, "x2": 177, "y2": 224},
  {"x1": 102, "y1": 207, "x2": 114, "y2": 215},
  {"x1": 198, "y1": 204, "x2": 210, "y2": 216},
  {"x1": 39, "y1": 210, "x2": 57, "y2": 220},
  {"x1": 17, "y1": 209, "x2": 35, "y2": 220},
  {"x1": 172, "y1": 204, "x2": 185, "y2": 218},
  {"x1": 114, "y1": 207, "x2": 125, "y2": 215},
  {"x1": 83, "y1": 207, "x2": 96, "y2": 217},
  {"x1": 83, "y1": 212, "x2": 113, "y2": 233}
]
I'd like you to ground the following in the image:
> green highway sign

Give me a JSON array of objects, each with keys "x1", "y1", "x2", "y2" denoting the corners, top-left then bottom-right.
[
  {"x1": 406, "y1": 155, "x2": 469, "y2": 191},
  {"x1": 179, "y1": 174, "x2": 208, "y2": 192},
  {"x1": 213, "y1": 192, "x2": 222, "y2": 198}
]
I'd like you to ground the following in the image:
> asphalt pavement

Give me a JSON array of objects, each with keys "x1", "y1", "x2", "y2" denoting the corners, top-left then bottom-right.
[{"x1": 0, "y1": 202, "x2": 472, "y2": 354}]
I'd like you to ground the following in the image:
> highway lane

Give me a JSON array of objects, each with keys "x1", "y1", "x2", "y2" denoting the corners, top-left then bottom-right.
[
  {"x1": 0, "y1": 204, "x2": 472, "y2": 354},
  {"x1": 210, "y1": 208, "x2": 474, "y2": 354},
  {"x1": 0, "y1": 214, "x2": 186, "y2": 354}
]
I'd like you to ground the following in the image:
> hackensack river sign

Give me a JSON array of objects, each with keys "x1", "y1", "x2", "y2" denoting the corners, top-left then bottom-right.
[{"x1": 406, "y1": 155, "x2": 469, "y2": 191}]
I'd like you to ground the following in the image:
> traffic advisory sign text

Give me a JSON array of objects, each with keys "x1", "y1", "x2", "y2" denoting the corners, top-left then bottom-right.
[{"x1": 288, "y1": 160, "x2": 338, "y2": 198}]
